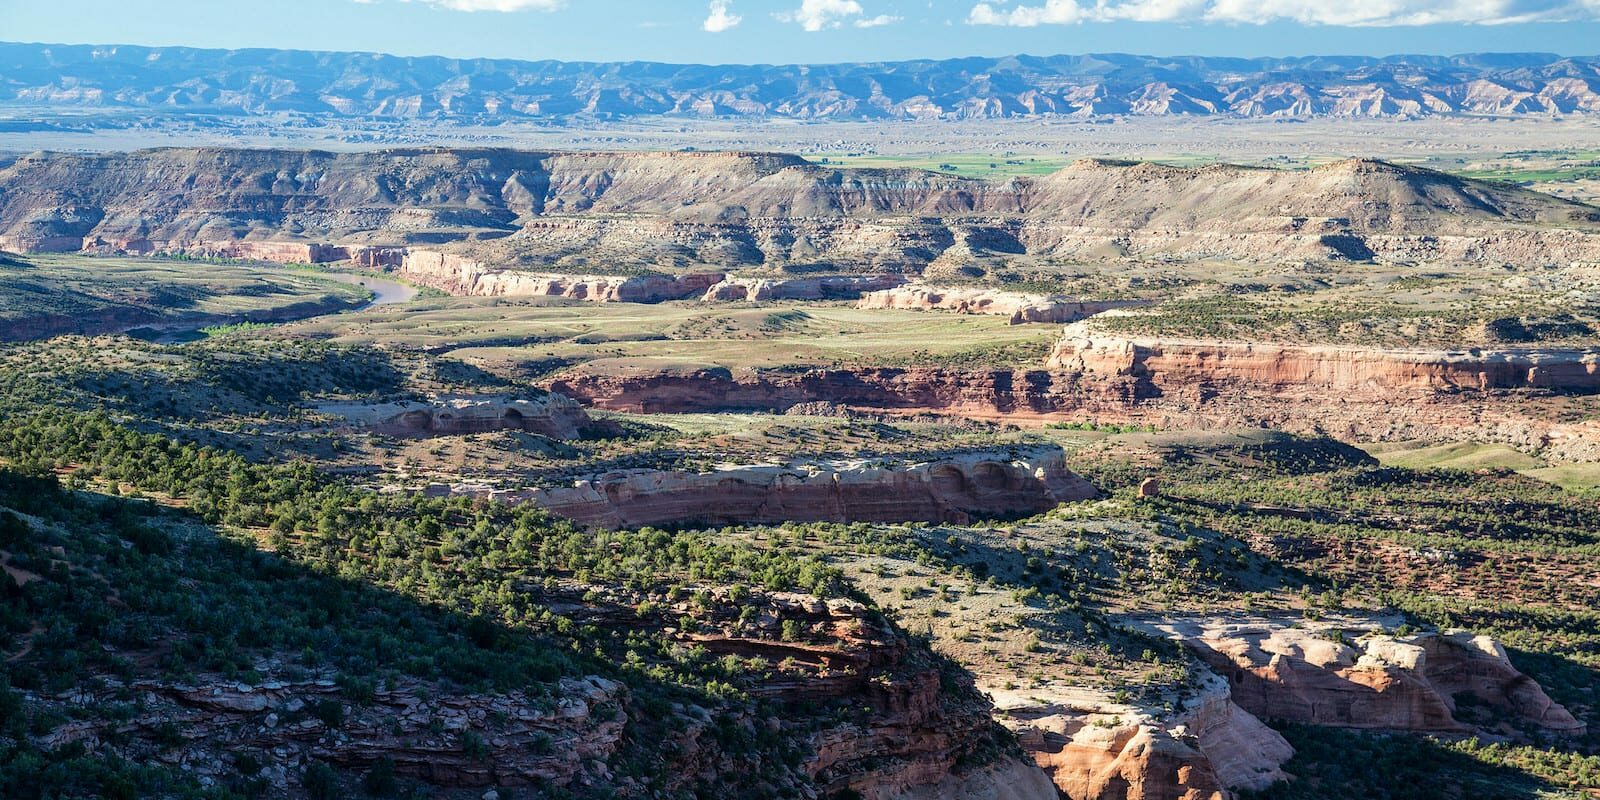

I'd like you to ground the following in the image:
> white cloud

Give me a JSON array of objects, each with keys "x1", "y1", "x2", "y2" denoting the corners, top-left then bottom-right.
[
  {"x1": 855, "y1": 13, "x2": 902, "y2": 26},
  {"x1": 777, "y1": 0, "x2": 866, "y2": 31},
  {"x1": 703, "y1": 0, "x2": 743, "y2": 31},
  {"x1": 414, "y1": 0, "x2": 563, "y2": 11},
  {"x1": 967, "y1": 0, "x2": 1600, "y2": 26}
]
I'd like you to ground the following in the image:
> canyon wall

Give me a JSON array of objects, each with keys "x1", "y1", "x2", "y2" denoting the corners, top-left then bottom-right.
[
  {"x1": 858, "y1": 285, "x2": 1143, "y2": 324},
  {"x1": 3, "y1": 149, "x2": 1597, "y2": 271},
  {"x1": 546, "y1": 366, "x2": 1094, "y2": 416},
  {"x1": 1048, "y1": 330, "x2": 1600, "y2": 395},
  {"x1": 546, "y1": 341, "x2": 1600, "y2": 461},
  {"x1": 398, "y1": 249, "x2": 727, "y2": 302},
  {"x1": 437, "y1": 446, "x2": 1096, "y2": 528},
  {"x1": 704, "y1": 274, "x2": 907, "y2": 302}
]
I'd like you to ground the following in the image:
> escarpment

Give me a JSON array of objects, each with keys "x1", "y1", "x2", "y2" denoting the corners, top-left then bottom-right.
[
  {"x1": 704, "y1": 273, "x2": 907, "y2": 302},
  {"x1": 432, "y1": 445, "x2": 1097, "y2": 528},
  {"x1": 2, "y1": 457, "x2": 1057, "y2": 800},
  {"x1": 545, "y1": 366, "x2": 1100, "y2": 416},
  {"x1": 397, "y1": 249, "x2": 729, "y2": 302},
  {"x1": 2, "y1": 148, "x2": 1597, "y2": 271},
  {"x1": 1047, "y1": 329, "x2": 1600, "y2": 395},
  {"x1": 858, "y1": 284, "x2": 1144, "y2": 324}
]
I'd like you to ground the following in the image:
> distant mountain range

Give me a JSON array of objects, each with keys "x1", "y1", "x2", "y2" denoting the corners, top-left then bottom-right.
[{"x1": 4, "y1": 42, "x2": 1600, "y2": 121}]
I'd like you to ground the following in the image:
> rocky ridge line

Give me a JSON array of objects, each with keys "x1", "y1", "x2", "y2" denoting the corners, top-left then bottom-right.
[{"x1": 8, "y1": 44, "x2": 1600, "y2": 121}]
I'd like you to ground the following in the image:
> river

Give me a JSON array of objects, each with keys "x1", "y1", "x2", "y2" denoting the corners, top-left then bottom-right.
[{"x1": 316, "y1": 271, "x2": 419, "y2": 308}]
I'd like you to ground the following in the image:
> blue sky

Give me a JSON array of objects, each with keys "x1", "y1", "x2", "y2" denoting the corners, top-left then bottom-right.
[{"x1": 3, "y1": 0, "x2": 1599, "y2": 64}]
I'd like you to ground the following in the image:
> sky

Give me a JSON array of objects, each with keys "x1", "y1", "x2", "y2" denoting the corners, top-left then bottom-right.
[{"x1": 3, "y1": 0, "x2": 1600, "y2": 64}]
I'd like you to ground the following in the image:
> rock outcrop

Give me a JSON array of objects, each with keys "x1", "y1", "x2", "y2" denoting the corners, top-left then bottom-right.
[
  {"x1": 399, "y1": 250, "x2": 726, "y2": 302},
  {"x1": 438, "y1": 446, "x2": 1096, "y2": 528},
  {"x1": 2, "y1": 149, "x2": 1596, "y2": 271},
  {"x1": 704, "y1": 274, "x2": 906, "y2": 302},
  {"x1": 41, "y1": 671, "x2": 629, "y2": 792},
  {"x1": 1140, "y1": 618, "x2": 1586, "y2": 737},
  {"x1": 315, "y1": 393, "x2": 591, "y2": 439},
  {"x1": 998, "y1": 673, "x2": 1293, "y2": 800},
  {"x1": 29, "y1": 588, "x2": 1062, "y2": 799},
  {"x1": 545, "y1": 365, "x2": 1087, "y2": 417},
  {"x1": 1047, "y1": 329, "x2": 1600, "y2": 395},
  {"x1": 859, "y1": 285, "x2": 1143, "y2": 324}
]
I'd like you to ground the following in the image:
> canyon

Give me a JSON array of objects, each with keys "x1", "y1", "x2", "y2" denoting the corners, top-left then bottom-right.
[
  {"x1": 3, "y1": 124, "x2": 1598, "y2": 800},
  {"x1": 543, "y1": 325, "x2": 1600, "y2": 463}
]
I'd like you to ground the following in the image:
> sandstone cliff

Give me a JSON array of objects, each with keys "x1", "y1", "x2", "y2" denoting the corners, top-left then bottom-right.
[
  {"x1": 574, "y1": 586, "x2": 1061, "y2": 800},
  {"x1": 434, "y1": 445, "x2": 1097, "y2": 528},
  {"x1": 1047, "y1": 328, "x2": 1600, "y2": 395},
  {"x1": 704, "y1": 274, "x2": 906, "y2": 302},
  {"x1": 1139, "y1": 618, "x2": 1586, "y2": 737},
  {"x1": 859, "y1": 285, "x2": 1144, "y2": 324},
  {"x1": 998, "y1": 673, "x2": 1292, "y2": 800},
  {"x1": 544, "y1": 343, "x2": 1600, "y2": 464},
  {"x1": 399, "y1": 249, "x2": 726, "y2": 302}
]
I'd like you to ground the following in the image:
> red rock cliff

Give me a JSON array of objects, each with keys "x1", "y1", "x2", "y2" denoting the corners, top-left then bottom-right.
[{"x1": 443, "y1": 446, "x2": 1097, "y2": 528}]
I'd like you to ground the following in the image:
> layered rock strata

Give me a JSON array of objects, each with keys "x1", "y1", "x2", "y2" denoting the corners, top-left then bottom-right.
[
  {"x1": 1140, "y1": 618, "x2": 1585, "y2": 736},
  {"x1": 436, "y1": 446, "x2": 1096, "y2": 528},
  {"x1": 998, "y1": 674, "x2": 1293, "y2": 800},
  {"x1": 1048, "y1": 329, "x2": 1600, "y2": 395},
  {"x1": 732, "y1": 593, "x2": 1060, "y2": 800},
  {"x1": 315, "y1": 394, "x2": 590, "y2": 439},
  {"x1": 704, "y1": 273, "x2": 906, "y2": 302},
  {"x1": 859, "y1": 285, "x2": 1144, "y2": 324},
  {"x1": 399, "y1": 250, "x2": 726, "y2": 302},
  {"x1": 546, "y1": 325, "x2": 1600, "y2": 461},
  {"x1": 3, "y1": 149, "x2": 1597, "y2": 270}
]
